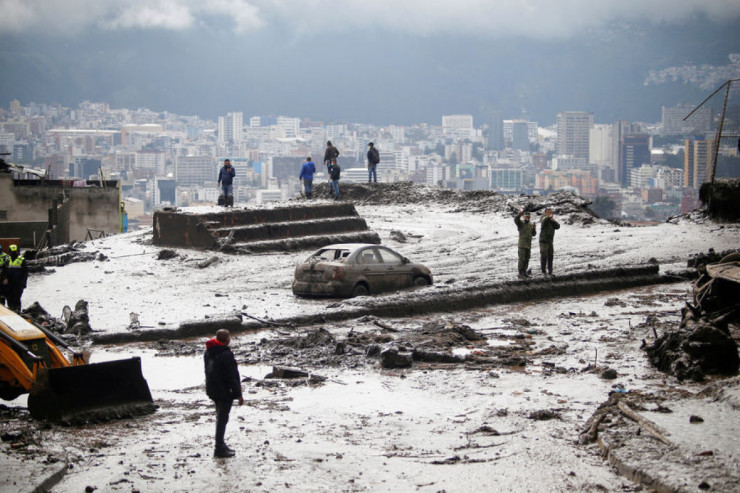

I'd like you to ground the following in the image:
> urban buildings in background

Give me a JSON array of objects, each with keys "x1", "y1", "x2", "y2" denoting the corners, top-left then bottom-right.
[{"x1": 0, "y1": 98, "x2": 736, "y2": 228}]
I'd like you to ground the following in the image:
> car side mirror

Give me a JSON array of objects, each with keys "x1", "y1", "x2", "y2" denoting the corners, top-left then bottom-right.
[{"x1": 403, "y1": 257, "x2": 410, "y2": 264}]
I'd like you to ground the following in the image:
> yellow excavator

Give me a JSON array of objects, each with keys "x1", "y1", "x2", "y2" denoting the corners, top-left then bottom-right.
[{"x1": 0, "y1": 305, "x2": 155, "y2": 424}]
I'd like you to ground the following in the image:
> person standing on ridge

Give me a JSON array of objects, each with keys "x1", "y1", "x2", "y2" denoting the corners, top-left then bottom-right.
[
  {"x1": 204, "y1": 329, "x2": 243, "y2": 458},
  {"x1": 329, "y1": 158, "x2": 341, "y2": 200},
  {"x1": 299, "y1": 157, "x2": 316, "y2": 198},
  {"x1": 217, "y1": 159, "x2": 236, "y2": 207},
  {"x1": 324, "y1": 141, "x2": 340, "y2": 173},
  {"x1": 514, "y1": 210, "x2": 536, "y2": 279},
  {"x1": 367, "y1": 142, "x2": 379, "y2": 183},
  {"x1": 539, "y1": 208, "x2": 560, "y2": 276},
  {"x1": 1, "y1": 244, "x2": 28, "y2": 312}
]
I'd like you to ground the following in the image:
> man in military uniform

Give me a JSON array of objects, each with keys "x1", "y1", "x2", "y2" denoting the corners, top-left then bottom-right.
[
  {"x1": 539, "y1": 208, "x2": 561, "y2": 276},
  {"x1": 514, "y1": 211, "x2": 536, "y2": 278}
]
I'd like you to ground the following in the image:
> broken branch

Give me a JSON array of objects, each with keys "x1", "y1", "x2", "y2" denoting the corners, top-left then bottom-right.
[{"x1": 617, "y1": 401, "x2": 672, "y2": 446}]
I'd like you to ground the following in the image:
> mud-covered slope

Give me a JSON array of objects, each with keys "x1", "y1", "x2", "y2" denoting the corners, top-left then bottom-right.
[{"x1": 312, "y1": 182, "x2": 598, "y2": 224}]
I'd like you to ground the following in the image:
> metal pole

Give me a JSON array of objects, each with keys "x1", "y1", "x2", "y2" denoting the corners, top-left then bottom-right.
[{"x1": 708, "y1": 80, "x2": 733, "y2": 212}]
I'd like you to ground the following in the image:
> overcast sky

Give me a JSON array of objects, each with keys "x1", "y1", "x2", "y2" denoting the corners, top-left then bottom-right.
[{"x1": 1, "y1": 1, "x2": 739, "y2": 125}]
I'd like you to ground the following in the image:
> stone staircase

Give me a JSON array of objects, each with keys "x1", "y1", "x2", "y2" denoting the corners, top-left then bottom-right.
[{"x1": 152, "y1": 202, "x2": 380, "y2": 253}]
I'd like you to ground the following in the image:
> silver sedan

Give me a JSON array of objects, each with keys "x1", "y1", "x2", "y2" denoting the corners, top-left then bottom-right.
[{"x1": 292, "y1": 243, "x2": 433, "y2": 297}]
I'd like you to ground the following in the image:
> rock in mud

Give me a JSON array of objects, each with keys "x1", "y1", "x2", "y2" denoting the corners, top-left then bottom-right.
[
  {"x1": 528, "y1": 409, "x2": 561, "y2": 421},
  {"x1": 380, "y1": 347, "x2": 413, "y2": 369},
  {"x1": 412, "y1": 349, "x2": 464, "y2": 364},
  {"x1": 157, "y1": 249, "x2": 178, "y2": 260},
  {"x1": 66, "y1": 300, "x2": 92, "y2": 335},
  {"x1": 601, "y1": 368, "x2": 618, "y2": 380},
  {"x1": 268, "y1": 366, "x2": 309, "y2": 379}
]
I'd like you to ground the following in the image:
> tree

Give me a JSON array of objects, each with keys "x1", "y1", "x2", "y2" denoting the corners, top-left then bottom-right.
[{"x1": 592, "y1": 195, "x2": 617, "y2": 219}]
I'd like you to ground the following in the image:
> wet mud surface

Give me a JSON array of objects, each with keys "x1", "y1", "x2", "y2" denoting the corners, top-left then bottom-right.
[{"x1": 6, "y1": 283, "x2": 736, "y2": 492}]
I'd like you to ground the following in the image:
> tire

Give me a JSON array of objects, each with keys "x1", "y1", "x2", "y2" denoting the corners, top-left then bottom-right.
[
  {"x1": 351, "y1": 283, "x2": 369, "y2": 297},
  {"x1": 413, "y1": 276, "x2": 429, "y2": 287}
]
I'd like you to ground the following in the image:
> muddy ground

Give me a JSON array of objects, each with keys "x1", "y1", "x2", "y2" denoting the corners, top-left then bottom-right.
[
  {"x1": 3, "y1": 282, "x2": 739, "y2": 492},
  {"x1": 4, "y1": 183, "x2": 740, "y2": 492}
]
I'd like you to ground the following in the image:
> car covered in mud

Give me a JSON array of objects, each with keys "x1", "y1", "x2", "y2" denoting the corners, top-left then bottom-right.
[{"x1": 292, "y1": 243, "x2": 433, "y2": 297}]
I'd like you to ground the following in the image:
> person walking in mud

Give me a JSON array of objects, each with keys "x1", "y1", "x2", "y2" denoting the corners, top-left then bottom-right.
[
  {"x1": 367, "y1": 142, "x2": 380, "y2": 183},
  {"x1": 514, "y1": 210, "x2": 536, "y2": 278},
  {"x1": 539, "y1": 208, "x2": 560, "y2": 276},
  {"x1": 204, "y1": 329, "x2": 243, "y2": 458},
  {"x1": 299, "y1": 157, "x2": 316, "y2": 199}
]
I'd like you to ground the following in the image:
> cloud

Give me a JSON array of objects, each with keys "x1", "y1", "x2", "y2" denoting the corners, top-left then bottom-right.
[{"x1": 1, "y1": 0, "x2": 739, "y2": 37}]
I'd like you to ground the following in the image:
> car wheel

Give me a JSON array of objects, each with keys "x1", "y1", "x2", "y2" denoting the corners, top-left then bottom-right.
[
  {"x1": 413, "y1": 276, "x2": 429, "y2": 287},
  {"x1": 351, "y1": 283, "x2": 369, "y2": 297}
]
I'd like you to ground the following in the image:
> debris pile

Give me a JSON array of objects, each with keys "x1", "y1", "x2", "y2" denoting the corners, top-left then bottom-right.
[
  {"x1": 312, "y1": 182, "x2": 600, "y2": 224},
  {"x1": 645, "y1": 253, "x2": 740, "y2": 381},
  {"x1": 28, "y1": 243, "x2": 104, "y2": 269},
  {"x1": 242, "y1": 319, "x2": 528, "y2": 373},
  {"x1": 22, "y1": 300, "x2": 93, "y2": 336}
]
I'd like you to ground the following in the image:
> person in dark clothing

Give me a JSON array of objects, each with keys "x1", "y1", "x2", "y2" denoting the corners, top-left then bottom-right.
[
  {"x1": 0, "y1": 245, "x2": 10, "y2": 306},
  {"x1": 539, "y1": 208, "x2": 561, "y2": 276},
  {"x1": 514, "y1": 211, "x2": 536, "y2": 278},
  {"x1": 323, "y1": 141, "x2": 340, "y2": 172},
  {"x1": 1, "y1": 245, "x2": 27, "y2": 312},
  {"x1": 299, "y1": 157, "x2": 316, "y2": 198},
  {"x1": 204, "y1": 329, "x2": 243, "y2": 458},
  {"x1": 217, "y1": 159, "x2": 236, "y2": 207},
  {"x1": 328, "y1": 159, "x2": 341, "y2": 200},
  {"x1": 367, "y1": 142, "x2": 379, "y2": 183}
]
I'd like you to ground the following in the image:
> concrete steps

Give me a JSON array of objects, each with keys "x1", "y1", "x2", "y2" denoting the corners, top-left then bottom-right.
[{"x1": 152, "y1": 202, "x2": 379, "y2": 252}]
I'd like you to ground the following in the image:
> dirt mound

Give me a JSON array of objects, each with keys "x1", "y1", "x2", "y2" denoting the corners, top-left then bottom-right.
[{"x1": 313, "y1": 182, "x2": 599, "y2": 223}]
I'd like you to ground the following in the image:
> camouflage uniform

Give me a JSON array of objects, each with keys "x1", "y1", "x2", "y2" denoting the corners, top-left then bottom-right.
[
  {"x1": 539, "y1": 215, "x2": 561, "y2": 275},
  {"x1": 514, "y1": 212, "x2": 536, "y2": 277}
]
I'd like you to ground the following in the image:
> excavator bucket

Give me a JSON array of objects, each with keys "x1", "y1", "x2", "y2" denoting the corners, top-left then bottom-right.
[{"x1": 27, "y1": 357, "x2": 155, "y2": 425}]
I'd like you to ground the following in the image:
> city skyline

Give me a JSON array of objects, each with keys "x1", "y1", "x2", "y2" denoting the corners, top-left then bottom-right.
[{"x1": 1, "y1": 2, "x2": 739, "y2": 126}]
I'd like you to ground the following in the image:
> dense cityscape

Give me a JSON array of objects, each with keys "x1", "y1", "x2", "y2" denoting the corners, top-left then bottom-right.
[{"x1": 0, "y1": 98, "x2": 735, "y2": 228}]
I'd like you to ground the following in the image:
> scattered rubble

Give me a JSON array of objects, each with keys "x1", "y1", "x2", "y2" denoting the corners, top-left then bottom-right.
[
  {"x1": 645, "y1": 254, "x2": 740, "y2": 381},
  {"x1": 22, "y1": 300, "x2": 92, "y2": 335}
]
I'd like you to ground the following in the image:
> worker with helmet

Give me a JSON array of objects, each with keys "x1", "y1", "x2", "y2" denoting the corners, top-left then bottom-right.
[{"x1": 2, "y1": 244, "x2": 28, "y2": 312}]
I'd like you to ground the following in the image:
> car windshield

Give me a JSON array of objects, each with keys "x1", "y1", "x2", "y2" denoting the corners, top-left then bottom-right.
[{"x1": 308, "y1": 248, "x2": 351, "y2": 262}]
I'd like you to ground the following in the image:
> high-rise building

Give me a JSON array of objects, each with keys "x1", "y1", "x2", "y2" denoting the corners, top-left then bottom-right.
[
  {"x1": 277, "y1": 116, "x2": 300, "y2": 139},
  {"x1": 620, "y1": 134, "x2": 650, "y2": 187},
  {"x1": 662, "y1": 104, "x2": 712, "y2": 135},
  {"x1": 684, "y1": 138, "x2": 714, "y2": 189},
  {"x1": 556, "y1": 111, "x2": 593, "y2": 161},
  {"x1": 511, "y1": 121, "x2": 530, "y2": 151},
  {"x1": 612, "y1": 120, "x2": 642, "y2": 185},
  {"x1": 218, "y1": 112, "x2": 243, "y2": 145},
  {"x1": 589, "y1": 124, "x2": 613, "y2": 169},
  {"x1": 176, "y1": 156, "x2": 215, "y2": 186},
  {"x1": 486, "y1": 111, "x2": 504, "y2": 151}
]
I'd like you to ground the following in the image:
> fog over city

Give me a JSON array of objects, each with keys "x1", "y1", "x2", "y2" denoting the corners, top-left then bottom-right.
[{"x1": 1, "y1": 1, "x2": 739, "y2": 124}]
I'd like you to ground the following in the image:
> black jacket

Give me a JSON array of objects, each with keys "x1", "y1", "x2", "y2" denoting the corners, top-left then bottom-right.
[
  {"x1": 330, "y1": 164, "x2": 341, "y2": 180},
  {"x1": 324, "y1": 145, "x2": 340, "y2": 162},
  {"x1": 204, "y1": 339, "x2": 242, "y2": 402}
]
